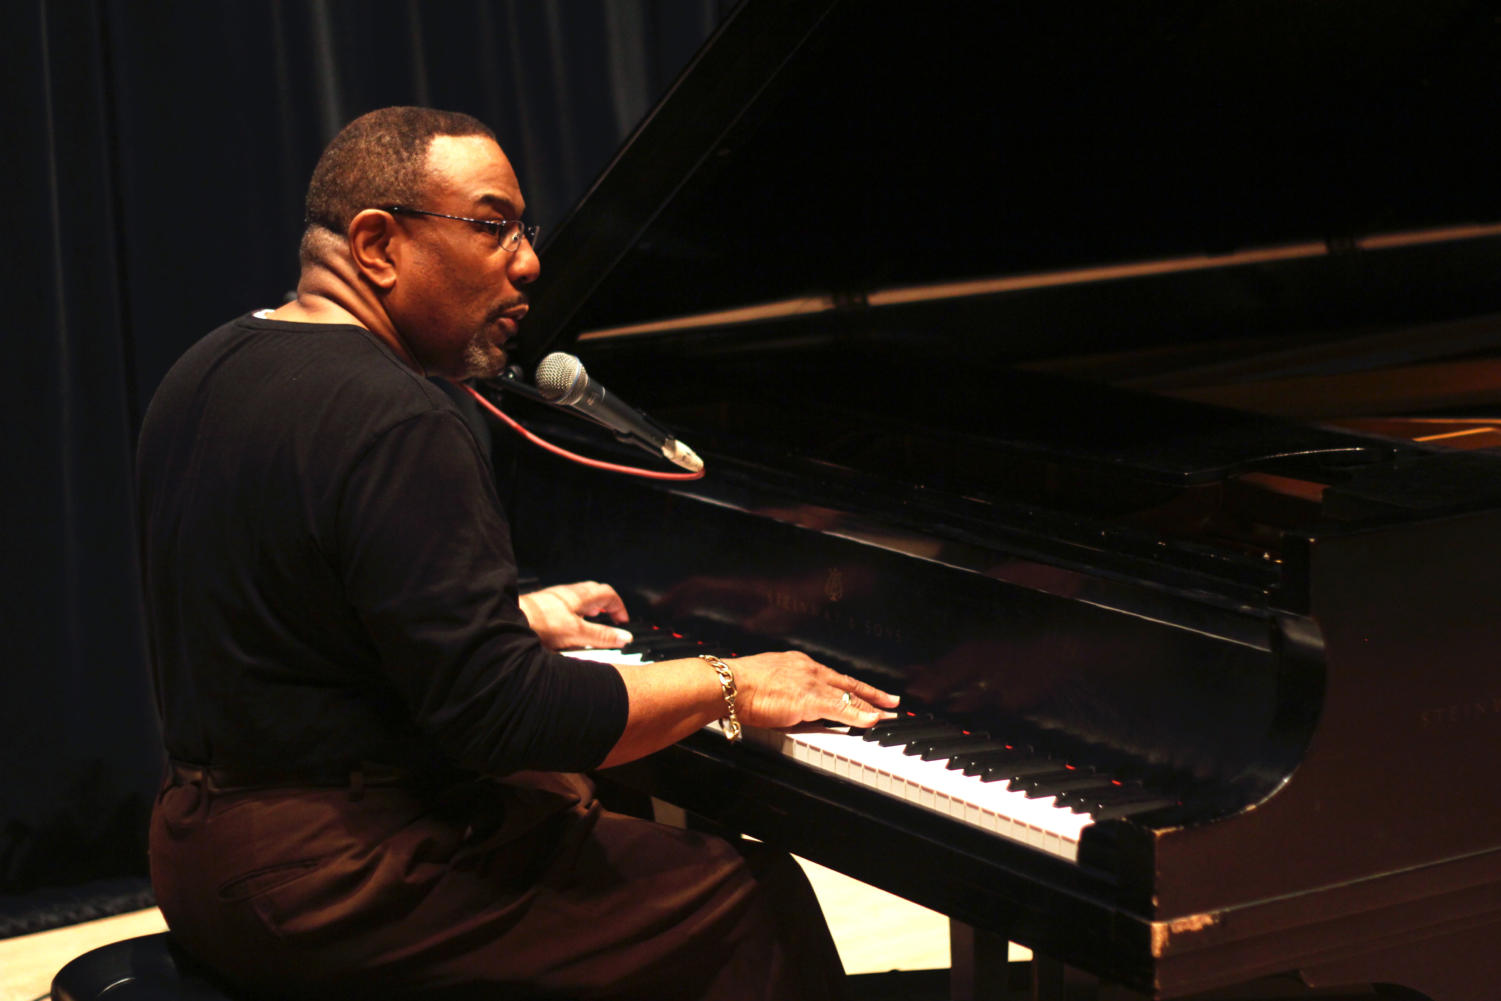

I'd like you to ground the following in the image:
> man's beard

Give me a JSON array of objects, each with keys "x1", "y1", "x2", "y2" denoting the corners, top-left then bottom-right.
[{"x1": 460, "y1": 329, "x2": 508, "y2": 380}]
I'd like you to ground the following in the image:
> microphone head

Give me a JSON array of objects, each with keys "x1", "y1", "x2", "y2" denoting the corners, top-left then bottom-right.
[{"x1": 534, "y1": 352, "x2": 586, "y2": 405}]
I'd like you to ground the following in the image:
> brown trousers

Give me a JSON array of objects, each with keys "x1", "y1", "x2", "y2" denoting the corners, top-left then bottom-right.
[{"x1": 149, "y1": 767, "x2": 847, "y2": 1000}]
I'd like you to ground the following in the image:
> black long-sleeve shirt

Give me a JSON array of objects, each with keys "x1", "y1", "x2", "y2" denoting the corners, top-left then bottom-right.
[{"x1": 136, "y1": 314, "x2": 628, "y2": 776}]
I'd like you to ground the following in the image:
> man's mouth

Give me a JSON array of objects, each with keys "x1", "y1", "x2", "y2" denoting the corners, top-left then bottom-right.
[{"x1": 491, "y1": 303, "x2": 527, "y2": 340}]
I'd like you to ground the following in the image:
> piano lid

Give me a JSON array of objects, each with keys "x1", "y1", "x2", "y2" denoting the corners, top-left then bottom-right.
[{"x1": 519, "y1": 0, "x2": 1501, "y2": 370}]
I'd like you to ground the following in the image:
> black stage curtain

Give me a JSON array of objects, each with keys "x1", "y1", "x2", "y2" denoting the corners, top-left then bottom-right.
[{"x1": 3, "y1": 0, "x2": 727, "y2": 903}]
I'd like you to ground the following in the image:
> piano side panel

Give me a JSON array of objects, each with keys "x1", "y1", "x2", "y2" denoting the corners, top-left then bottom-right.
[
  {"x1": 1149, "y1": 505, "x2": 1501, "y2": 914},
  {"x1": 1146, "y1": 845, "x2": 1501, "y2": 998}
]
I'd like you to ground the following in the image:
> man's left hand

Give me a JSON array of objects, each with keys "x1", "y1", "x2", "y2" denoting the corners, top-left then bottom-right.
[{"x1": 520, "y1": 581, "x2": 633, "y2": 651}]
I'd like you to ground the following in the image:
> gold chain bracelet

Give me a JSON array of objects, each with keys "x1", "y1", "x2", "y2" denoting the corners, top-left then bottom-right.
[{"x1": 698, "y1": 654, "x2": 742, "y2": 742}]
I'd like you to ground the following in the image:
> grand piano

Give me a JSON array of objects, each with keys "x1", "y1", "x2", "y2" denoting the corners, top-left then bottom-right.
[{"x1": 481, "y1": 2, "x2": 1501, "y2": 997}]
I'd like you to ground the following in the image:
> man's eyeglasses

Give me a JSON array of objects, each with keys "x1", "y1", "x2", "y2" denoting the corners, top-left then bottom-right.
[{"x1": 385, "y1": 205, "x2": 539, "y2": 252}]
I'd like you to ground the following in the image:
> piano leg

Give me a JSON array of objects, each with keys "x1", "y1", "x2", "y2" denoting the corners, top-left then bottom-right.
[
  {"x1": 949, "y1": 920, "x2": 1012, "y2": 1000},
  {"x1": 1028, "y1": 954, "x2": 1150, "y2": 1001},
  {"x1": 949, "y1": 924, "x2": 1147, "y2": 1000},
  {"x1": 948, "y1": 922, "x2": 1154, "y2": 1000}
]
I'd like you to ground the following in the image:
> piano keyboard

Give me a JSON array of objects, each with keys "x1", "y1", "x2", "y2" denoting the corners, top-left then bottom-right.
[
  {"x1": 736, "y1": 721, "x2": 1091, "y2": 861},
  {"x1": 566, "y1": 632, "x2": 1180, "y2": 864}
]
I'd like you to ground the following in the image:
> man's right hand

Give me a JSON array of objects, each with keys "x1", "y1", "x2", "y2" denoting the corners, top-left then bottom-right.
[
  {"x1": 728, "y1": 651, "x2": 899, "y2": 730},
  {"x1": 598, "y1": 649, "x2": 899, "y2": 768}
]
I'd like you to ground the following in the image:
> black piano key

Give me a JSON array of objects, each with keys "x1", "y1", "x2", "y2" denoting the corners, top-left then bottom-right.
[
  {"x1": 1016, "y1": 769, "x2": 1114, "y2": 797},
  {"x1": 907, "y1": 734, "x2": 1002, "y2": 760},
  {"x1": 956, "y1": 747, "x2": 1042, "y2": 775},
  {"x1": 611, "y1": 623, "x2": 746, "y2": 662},
  {"x1": 1091, "y1": 795, "x2": 1183, "y2": 820},
  {"x1": 619, "y1": 622, "x2": 669, "y2": 638},
  {"x1": 1059, "y1": 783, "x2": 1176, "y2": 814},
  {"x1": 1054, "y1": 782, "x2": 1142, "y2": 809},
  {"x1": 876, "y1": 723, "x2": 960, "y2": 746},
  {"x1": 1049, "y1": 785, "x2": 1133, "y2": 811},
  {"x1": 867, "y1": 713, "x2": 936, "y2": 729},
  {"x1": 861, "y1": 715, "x2": 937, "y2": 741},
  {"x1": 621, "y1": 633, "x2": 701, "y2": 653},
  {"x1": 644, "y1": 644, "x2": 736, "y2": 662},
  {"x1": 976, "y1": 756, "x2": 1065, "y2": 782},
  {"x1": 636, "y1": 646, "x2": 704, "y2": 661},
  {"x1": 897, "y1": 731, "x2": 979, "y2": 756}
]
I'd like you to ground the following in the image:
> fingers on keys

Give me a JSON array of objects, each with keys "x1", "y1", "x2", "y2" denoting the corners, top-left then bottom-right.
[
  {"x1": 570, "y1": 580, "x2": 630, "y2": 622},
  {"x1": 829, "y1": 684, "x2": 898, "y2": 725},
  {"x1": 823, "y1": 669, "x2": 900, "y2": 711}
]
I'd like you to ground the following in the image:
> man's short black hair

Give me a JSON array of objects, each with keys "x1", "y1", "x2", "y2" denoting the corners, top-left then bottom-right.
[{"x1": 303, "y1": 106, "x2": 496, "y2": 237}]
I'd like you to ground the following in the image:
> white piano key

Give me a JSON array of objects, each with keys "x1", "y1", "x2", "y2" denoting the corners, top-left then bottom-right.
[
  {"x1": 561, "y1": 648, "x2": 651, "y2": 666},
  {"x1": 759, "y1": 725, "x2": 1090, "y2": 861}
]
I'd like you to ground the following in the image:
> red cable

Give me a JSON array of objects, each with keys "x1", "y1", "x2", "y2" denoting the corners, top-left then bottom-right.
[{"x1": 460, "y1": 382, "x2": 706, "y2": 480}]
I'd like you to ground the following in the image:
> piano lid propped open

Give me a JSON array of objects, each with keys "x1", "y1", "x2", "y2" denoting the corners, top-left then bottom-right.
[{"x1": 520, "y1": 0, "x2": 1501, "y2": 394}]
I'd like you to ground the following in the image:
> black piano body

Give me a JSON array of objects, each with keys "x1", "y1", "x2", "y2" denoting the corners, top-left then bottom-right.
[{"x1": 489, "y1": 2, "x2": 1501, "y2": 997}]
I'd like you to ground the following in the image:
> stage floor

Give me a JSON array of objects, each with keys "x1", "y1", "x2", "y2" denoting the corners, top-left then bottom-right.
[{"x1": 0, "y1": 856, "x2": 980, "y2": 1001}]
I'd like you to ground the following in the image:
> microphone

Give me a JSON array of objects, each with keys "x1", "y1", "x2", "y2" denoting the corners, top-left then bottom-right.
[{"x1": 533, "y1": 353, "x2": 703, "y2": 473}]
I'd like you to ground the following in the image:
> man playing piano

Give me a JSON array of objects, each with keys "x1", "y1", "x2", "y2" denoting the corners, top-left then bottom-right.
[{"x1": 136, "y1": 106, "x2": 899, "y2": 1000}]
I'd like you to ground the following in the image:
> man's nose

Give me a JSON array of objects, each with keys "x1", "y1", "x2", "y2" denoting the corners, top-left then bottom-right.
[{"x1": 508, "y1": 239, "x2": 541, "y2": 286}]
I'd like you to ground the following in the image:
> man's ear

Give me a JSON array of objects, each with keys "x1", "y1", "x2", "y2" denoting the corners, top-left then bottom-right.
[{"x1": 347, "y1": 209, "x2": 400, "y2": 291}]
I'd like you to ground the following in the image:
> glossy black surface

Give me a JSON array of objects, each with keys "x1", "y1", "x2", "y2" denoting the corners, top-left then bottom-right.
[
  {"x1": 496, "y1": 1, "x2": 1501, "y2": 996},
  {"x1": 506, "y1": 409, "x2": 1312, "y2": 822}
]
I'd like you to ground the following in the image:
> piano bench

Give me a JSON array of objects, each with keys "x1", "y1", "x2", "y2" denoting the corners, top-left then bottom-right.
[{"x1": 52, "y1": 932, "x2": 239, "y2": 1001}]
